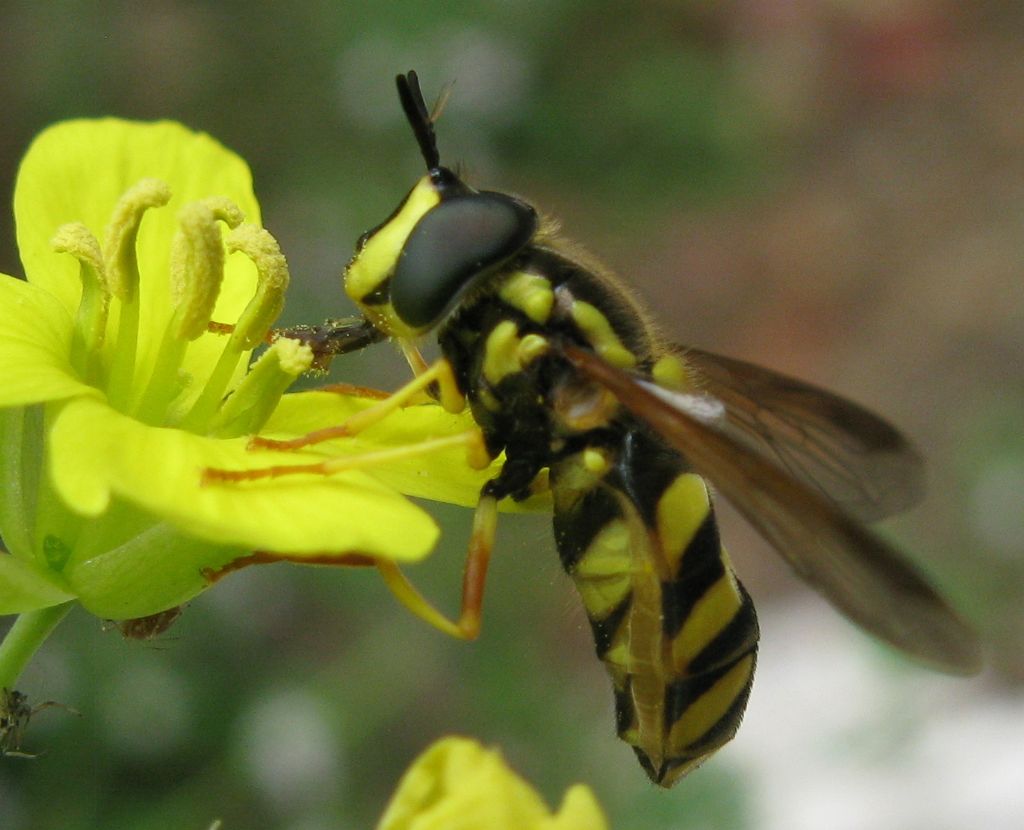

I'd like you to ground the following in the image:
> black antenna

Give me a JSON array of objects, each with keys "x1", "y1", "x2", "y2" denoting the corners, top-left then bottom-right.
[{"x1": 396, "y1": 70, "x2": 441, "y2": 170}]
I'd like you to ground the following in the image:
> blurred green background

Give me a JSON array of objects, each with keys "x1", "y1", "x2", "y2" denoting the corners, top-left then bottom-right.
[{"x1": 1, "y1": 1, "x2": 1022, "y2": 828}]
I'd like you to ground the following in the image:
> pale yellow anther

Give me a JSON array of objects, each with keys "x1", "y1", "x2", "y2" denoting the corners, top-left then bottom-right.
[
  {"x1": 52, "y1": 222, "x2": 108, "y2": 319},
  {"x1": 52, "y1": 222, "x2": 110, "y2": 374},
  {"x1": 272, "y1": 336, "x2": 313, "y2": 376},
  {"x1": 226, "y1": 224, "x2": 290, "y2": 348},
  {"x1": 169, "y1": 198, "x2": 244, "y2": 341},
  {"x1": 200, "y1": 196, "x2": 245, "y2": 230},
  {"x1": 52, "y1": 222, "x2": 104, "y2": 274},
  {"x1": 103, "y1": 178, "x2": 171, "y2": 300},
  {"x1": 208, "y1": 338, "x2": 313, "y2": 438}
]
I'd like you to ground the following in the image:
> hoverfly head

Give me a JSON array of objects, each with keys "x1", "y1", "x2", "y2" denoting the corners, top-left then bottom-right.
[{"x1": 344, "y1": 70, "x2": 538, "y2": 337}]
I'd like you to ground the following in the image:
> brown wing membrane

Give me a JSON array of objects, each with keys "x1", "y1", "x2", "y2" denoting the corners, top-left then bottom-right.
[
  {"x1": 681, "y1": 347, "x2": 925, "y2": 522},
  {"x1": 562, "y1": 344, "x2": 982, "y2": 675}
]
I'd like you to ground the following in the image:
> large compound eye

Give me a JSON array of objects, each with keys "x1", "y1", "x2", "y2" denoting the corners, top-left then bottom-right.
[{"x1": 391, "y1": 192, "x2": 537, "y2": 329}]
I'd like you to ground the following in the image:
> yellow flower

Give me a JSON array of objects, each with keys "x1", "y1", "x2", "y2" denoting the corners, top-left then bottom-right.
[
  {"x1": 0, "y1": 119, "x2": 490, "y2": 689},
  {"x1": 377, "y1": 737, "x2": 609, "y2": 830}
]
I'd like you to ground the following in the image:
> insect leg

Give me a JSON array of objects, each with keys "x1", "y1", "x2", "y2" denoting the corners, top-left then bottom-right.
[
  {"x1": 369, "y1": 450, "x2": 544, "y2": 638},
  {"x1": 313, "y1": 381, "x2": 392, "y2": 400},
  {"x1": 203, "y1": 426, "x2": 490, "y2": 484},
  {"x1": 1, "y1": 689, "x2": 78, "y2": 759},
  {"x1": 375, "y1": 492, "x2": 498, "y2": 640},
  {"x1": 397, "y1": 338, "x2": 431, "y2": 378},
  {"x1": 249, "y1": 357, "x2": 465, "y2": 452}
]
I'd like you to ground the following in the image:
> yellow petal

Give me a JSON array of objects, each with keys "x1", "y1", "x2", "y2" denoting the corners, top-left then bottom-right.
[
  {"x1": 377, "y1": 737, "x2": 608, "y2": 830},
  {"x1": 0, "y1": 275, "x2": 95, "y2": 405},
  {"x1": 14, "y1": 119, "x2": 261, "y2": 389},
  {"x1": 48, "y1": 396, "x2": 438, "y2": 560},
  {"x1": 545, "y1": 786, "x2": 610, "y2": 830},
  {"x1": 266, "y1": 391, "x2": 551, "y2": 512}
]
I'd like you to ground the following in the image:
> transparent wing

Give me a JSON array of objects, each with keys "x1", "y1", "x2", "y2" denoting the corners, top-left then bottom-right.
[
  {"x1": 562, "y1": 344, "x2": 982, "y2": 675},
  {"x1": 679, "y1": 347, "x2": 925, "y2": 522}
]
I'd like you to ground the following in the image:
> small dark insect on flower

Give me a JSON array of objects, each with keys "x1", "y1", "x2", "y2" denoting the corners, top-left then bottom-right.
[
  {"x1": 104, "y1": 606, "x2": 184, "y2": 641},
  {"x1": 1, "y1": 687, "x2": 74, "y2": 758}
]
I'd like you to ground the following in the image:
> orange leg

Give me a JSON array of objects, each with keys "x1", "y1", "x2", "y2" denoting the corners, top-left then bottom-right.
[
  {"x1": 248, "y1": 357, "x2": 465, "y2": 452},
  {"x1": 198, "y1": 495, "x2": 500, "y2": 642},
  {"x1": 376, "y1": 492, "x2": 498, "y2": 640},
  {"x1": 203, "y1": 428, "x2": 490, "y2": 484},
  {"x1": 398, "y1": 338, "x2": 431, "y2": 377},
  {"x1": 316, "y1": 382, "x2": 391, "y2": 401}
]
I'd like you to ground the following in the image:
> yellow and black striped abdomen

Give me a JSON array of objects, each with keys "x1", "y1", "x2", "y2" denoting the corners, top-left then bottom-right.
[{"x1": 551, "y1": 427, "x2": 759, "y2": 787}]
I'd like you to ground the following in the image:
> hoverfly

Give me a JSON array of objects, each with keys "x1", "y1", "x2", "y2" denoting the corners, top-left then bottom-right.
[{"x1": 210, "y1": 71, "x2": 981, "y2": 786}]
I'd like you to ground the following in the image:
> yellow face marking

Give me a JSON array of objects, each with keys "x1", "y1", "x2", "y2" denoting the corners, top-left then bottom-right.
[
  {"x1": 570, "y1": 300, "x2": 637, "y2": 369},
  {"x1": 528, "y1": 467, "x2": 550, "y2": 496},
  {"x1": 344, "y1": 176, "x2": 441, "y2": 336},
  {"x1": 656, "y1": 473, "x2": 711, "y2": 570},
  {"x1": 671, "y1": 573, "x2": 745, "y2": 669},
  {"x1": 667, "y1": 654, "x2": 754, "y2": 749},
  {"x1": 498, "y1": 271, "x2": 554, "y2": 323}
]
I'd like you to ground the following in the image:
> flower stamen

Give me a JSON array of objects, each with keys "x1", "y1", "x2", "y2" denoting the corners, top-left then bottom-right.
[
  {"x1": 135, "y1": 198, "x2": 243, "y2": 425},
  {"x1": 207, "y1": 337, "x2": 312, "y2": 438},
  {"x1": 225, "y1": 224, "x2": 289, "y2": 349},
  {"x1": 180, "y1": 224, "x2": 290, "y2": 433},
  {"x1": 103, "y1": 179, "x2": 171, "y2": 409},
  {"x1": 168, "y1": 198, "x2": 244, "y2": 342},
  {"x1": 51, "y1": 223, "x2": 108, "y2": 384}
]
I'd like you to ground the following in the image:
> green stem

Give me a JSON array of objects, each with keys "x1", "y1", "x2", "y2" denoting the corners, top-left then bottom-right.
[{"x1": 0, "y1": 602, "x2": 74, "y2": 690}]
